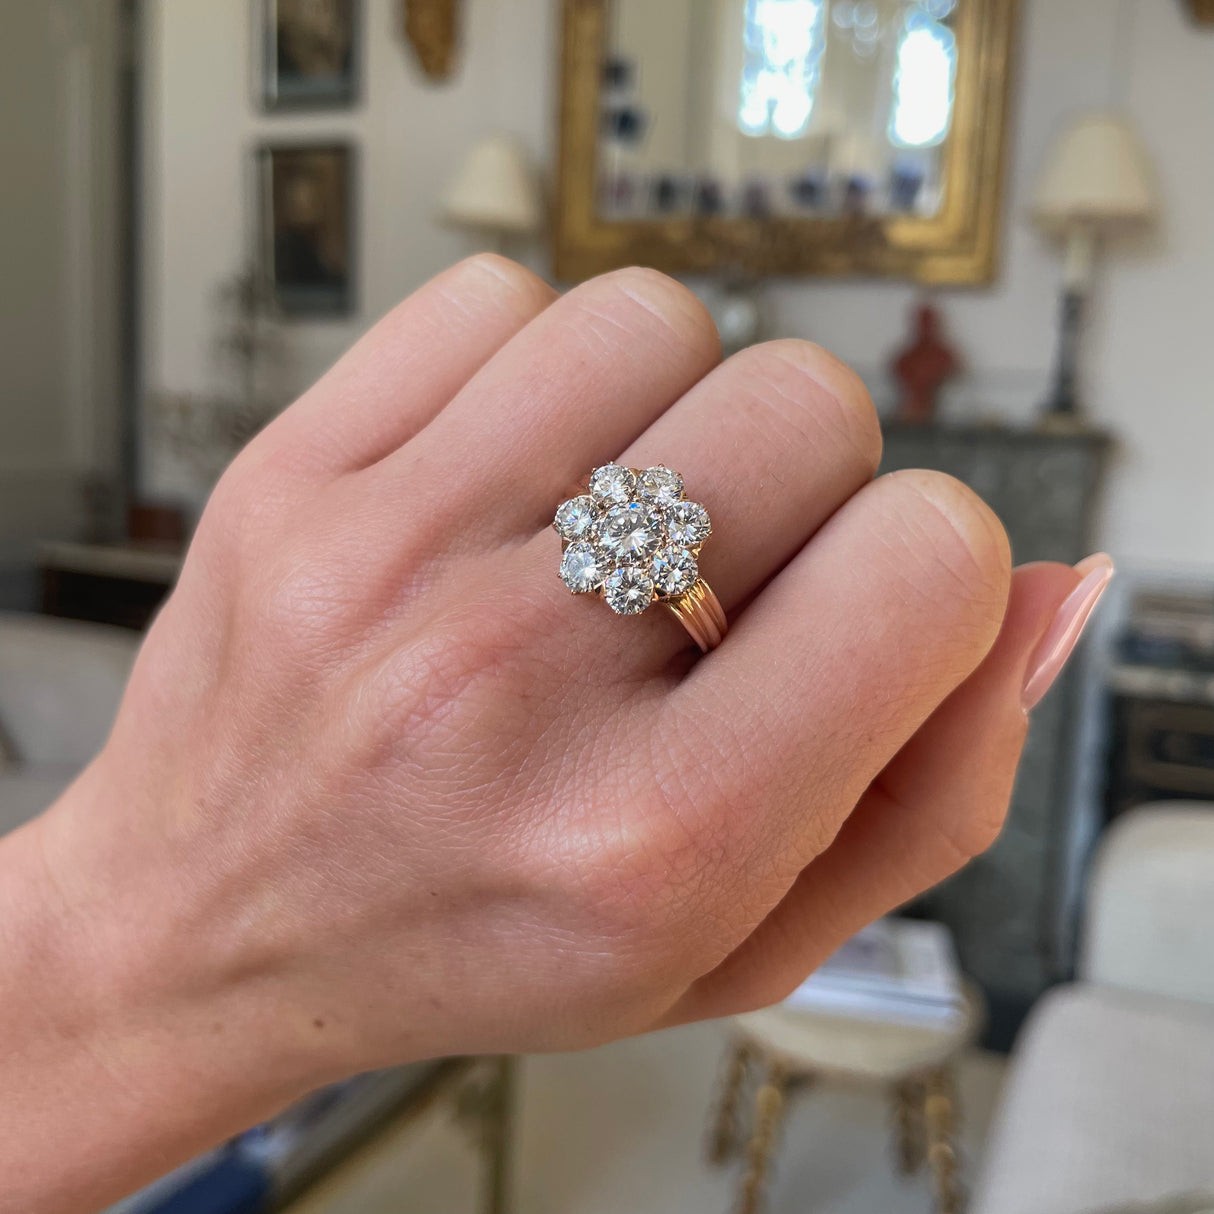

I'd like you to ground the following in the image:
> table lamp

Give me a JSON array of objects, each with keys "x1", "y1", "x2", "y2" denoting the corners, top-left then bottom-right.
[
  {"x1": 1031, "y1": 112, "x2": 1159, "y2": 423},
  {"x1": 439, "y1": 135, "x2": 543, "y2": 256}
]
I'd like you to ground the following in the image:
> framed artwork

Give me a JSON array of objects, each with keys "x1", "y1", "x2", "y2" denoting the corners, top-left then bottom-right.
[
  {"x1": 262, "y1": 0, "x2": 360, "y2": 110},
  {"x1": 257, "y1": 144, "x2": 355, "y2": 317}
]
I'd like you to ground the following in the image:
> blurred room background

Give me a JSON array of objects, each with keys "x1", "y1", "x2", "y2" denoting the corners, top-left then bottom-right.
[{"x1": 3, "y1": 2, "x2": 1214, "y2": 1212}]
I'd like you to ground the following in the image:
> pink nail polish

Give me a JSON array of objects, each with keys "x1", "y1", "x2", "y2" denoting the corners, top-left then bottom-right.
[{"x1": 1021, "y1": 554, "x2": 1115, "y2": 712}]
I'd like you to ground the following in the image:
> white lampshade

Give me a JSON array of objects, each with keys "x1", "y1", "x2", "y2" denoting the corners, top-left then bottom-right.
[
  {"x1": 439, "y1": 136, "x2": 542, "y2": 236},
  {"x1": 1031, "y1": 112, "x2": 1159, "y2": 236}
]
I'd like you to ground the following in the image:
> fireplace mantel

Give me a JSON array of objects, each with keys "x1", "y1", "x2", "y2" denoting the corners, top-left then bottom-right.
[{"x1": 881, "y1": 422, "x2": 1112, "y2": 1046}]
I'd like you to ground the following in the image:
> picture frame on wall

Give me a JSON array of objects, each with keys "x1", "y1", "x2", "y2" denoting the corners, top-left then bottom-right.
[
  {"x1": 261, "y1": 0, "x2": 360, "y2": 110},
  {"x1": 257, "y1": 143, "x2": 355, "y2": 317}
]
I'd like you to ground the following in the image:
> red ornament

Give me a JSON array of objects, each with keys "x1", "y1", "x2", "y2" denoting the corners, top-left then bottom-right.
[{"x1": 891, "y1": 302, "x2": 960, "y2": 425}]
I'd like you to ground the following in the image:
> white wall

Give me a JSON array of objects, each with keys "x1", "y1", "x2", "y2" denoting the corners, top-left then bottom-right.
[
  {"x1": 144, "y1": 0, "x2": 1214, "y2": 569},
  {"x1": 141, "y1": 0, "x2": 553, "y2": 498}
]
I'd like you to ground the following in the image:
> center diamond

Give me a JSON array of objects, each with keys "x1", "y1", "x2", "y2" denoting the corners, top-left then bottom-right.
[{"x1": 597, "y1": 502, "x2": 663, "y2": 562}]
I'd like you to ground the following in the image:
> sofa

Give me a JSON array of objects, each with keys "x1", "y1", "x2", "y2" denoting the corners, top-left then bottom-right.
[
  {"x1": 971, "y1": 804, "x2": 1214, "y2": 1214},
  {"x1": 0, "y1": 612, "x2": 140, "y2": 836}
]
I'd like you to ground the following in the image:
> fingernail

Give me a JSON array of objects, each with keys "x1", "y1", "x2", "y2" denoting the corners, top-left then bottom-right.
[{"x1": 1021, "y1": 553, "x2": 1114, "y2": 712}]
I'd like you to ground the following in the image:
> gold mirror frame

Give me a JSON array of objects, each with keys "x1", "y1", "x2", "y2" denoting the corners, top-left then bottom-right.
[{"x1": 554, "y1": 0, "x2": 1019, "y2": 284}]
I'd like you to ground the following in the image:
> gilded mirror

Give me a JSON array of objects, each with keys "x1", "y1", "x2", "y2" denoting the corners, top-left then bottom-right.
[{"x1": 555, "y1": 0, "x2": 1018, "y2": 283}]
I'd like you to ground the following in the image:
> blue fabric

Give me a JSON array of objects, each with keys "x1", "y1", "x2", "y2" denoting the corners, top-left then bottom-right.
[{"x1": 132, "y1": 1155, "x2": 271, "y2": 1214}]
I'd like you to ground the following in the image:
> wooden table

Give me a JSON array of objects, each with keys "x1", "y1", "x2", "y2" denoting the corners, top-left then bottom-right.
[{"x1": 38, "y1": 540, "x2": 181, "y2": 630}]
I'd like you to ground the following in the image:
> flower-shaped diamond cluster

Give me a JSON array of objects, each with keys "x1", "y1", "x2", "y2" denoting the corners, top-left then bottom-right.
[{"x1": 554, "y1": 464, "x2": 711, "y2": 615}]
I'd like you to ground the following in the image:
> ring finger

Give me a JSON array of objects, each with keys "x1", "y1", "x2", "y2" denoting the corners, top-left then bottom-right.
[
  {"x1": 499, "y1": 337, "x2": 885, "y2": 673},
  {"x1": 615, "y1": 338, "x2": 883, "y2": 616}
]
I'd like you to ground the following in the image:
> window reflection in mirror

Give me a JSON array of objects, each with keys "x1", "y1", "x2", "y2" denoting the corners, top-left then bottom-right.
[{"x1": 598, "y1": 0, "x2": 958, "y2": 223}]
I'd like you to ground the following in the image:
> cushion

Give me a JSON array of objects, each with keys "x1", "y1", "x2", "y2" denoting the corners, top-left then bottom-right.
[
  {"x1": 971, "y1": 984, "x2": 1214, "y2": 1214},
  {"x1": 0, "y1": 613, "x2": 138, "y2": 768},
  {"x1": 1082, "y1": 804, "x2": 1214, "y2": 1007}
]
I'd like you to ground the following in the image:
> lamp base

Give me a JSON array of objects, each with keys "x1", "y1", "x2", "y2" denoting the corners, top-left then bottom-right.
[{"x1": 1039, "y1": 285, "x2": 1085, "y2": 423}]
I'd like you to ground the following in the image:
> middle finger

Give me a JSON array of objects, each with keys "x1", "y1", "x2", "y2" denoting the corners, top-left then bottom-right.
[{"x1": 357, "y1": 267, "x2": 721, "y2": 552}]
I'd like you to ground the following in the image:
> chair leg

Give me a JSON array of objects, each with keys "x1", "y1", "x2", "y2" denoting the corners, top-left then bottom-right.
[
  {"x1": 708, "y1": 1038, "x2": 753, "y2": 1165},
  {"x1": 480, "y1": 1056, "x2": 517, "y2": 1214},
  {"x1": 892, "y1": 1076, "x2": 927, "y2": 1175},
  {"x1": 734, "y1": 1062, "x2": 794, "y2": 1214},
  {"x1": 924, "y1": 1066, "x2": 962, "y2": 1214}
]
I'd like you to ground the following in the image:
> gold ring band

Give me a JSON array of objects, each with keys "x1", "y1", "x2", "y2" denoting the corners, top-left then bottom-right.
[{"x1": 665, "y1": 578, "x2": 727, "y2": 653}]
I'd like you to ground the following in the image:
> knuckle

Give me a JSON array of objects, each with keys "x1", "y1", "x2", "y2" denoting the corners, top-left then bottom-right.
[
  {"x1": 448, "y1": 252, "x2": 557, "y2": 313},
  {"x1": 581, "y1": 266, "x2": 722, "y2": 361},
  {"x1": 648, "y1": 708, "x2": 776, "y2": 860},
  {"x1": 201, "y1": 412, "x2": 314, "y2": 534},
  {"x1": 205, "y1": 449, "x2": 258, "y2": 520},
  {"x1": 599, "y1": 758, "x2": 771, "y2": 976},
  {"x1": 570, "y1": 795, "x2": 726, "y2": 973},
  {"x1": 931, "y1": 800, "x2": 1008, "y2": 869},
  {"x1": 359, "y1": 611, "x2": 560, "y2": 781},
  {"x1": 253, "y1": 548, "x2": 360, "y2": 656},
  {"x1": 881, "y1": 768, "x2": 1018, "y2": 884},
  {"x1": 881, "y1": 468, "x2": 1012, "y2": 627},
  {"x1": 519, "y1": 857, "x2": 687, "y2": 1011},
  {"x1": 367, "y1": 626, "x2": 486, "y2": 744},
  {"x1": 964, "y1": 805, "x2": 1007, "y2": 856},
  {"x1": 578, "y1": 815, "x2": 691, "y2": 936},
  {"x1": 195, "y1": 452, "x2": 282, "y2": 552},
  {"x1": 197, "y1": 465, "x2": 245, "y2": 539},
  {"x1": 735, "y1": 339, "x2": 883, "y2": 477}
]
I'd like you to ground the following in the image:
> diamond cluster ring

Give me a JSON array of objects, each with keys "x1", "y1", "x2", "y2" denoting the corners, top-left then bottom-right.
[{"x1": 553, "y1": 464, "x2": 728, "y2": 653}]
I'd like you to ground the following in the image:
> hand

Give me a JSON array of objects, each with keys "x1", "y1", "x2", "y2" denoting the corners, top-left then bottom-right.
[{"x1": 0, "y1": 257, "x2": 1109, "y2": 1212}]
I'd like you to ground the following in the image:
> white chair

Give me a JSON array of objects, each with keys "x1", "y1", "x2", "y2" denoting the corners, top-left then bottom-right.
[
  {"x1": 970, "y1": 803, "x2": 1214, "y2": 1214},
  {"x1": 0, "y1": 612, "x2": 139, "y2": 835}
]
